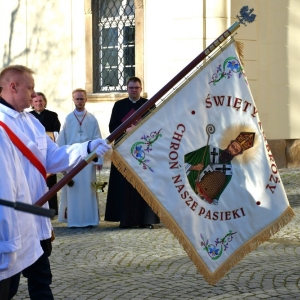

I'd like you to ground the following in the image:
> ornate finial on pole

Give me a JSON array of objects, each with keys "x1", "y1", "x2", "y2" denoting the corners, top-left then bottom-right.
[{"x1": 237, "y1": 6, "x2": 256, "y2": 26}]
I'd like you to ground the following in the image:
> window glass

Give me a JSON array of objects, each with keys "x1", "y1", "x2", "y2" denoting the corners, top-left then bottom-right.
[{"x1": 94, "y1": 0, "x2": 135, "y2": 92}]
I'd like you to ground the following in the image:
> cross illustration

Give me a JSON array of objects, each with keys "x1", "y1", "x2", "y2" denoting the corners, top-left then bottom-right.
[{"x1": 210, "y1": 147, "x2": 219, "y2": 163}]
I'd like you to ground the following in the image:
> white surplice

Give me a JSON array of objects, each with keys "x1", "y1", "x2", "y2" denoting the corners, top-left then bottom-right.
[
  {"x1": 57, "y1": 110, "x2": 102, "y2": 227},
  {"x1": 0, "y1": 104, "x2": 91, "y2": 280}
]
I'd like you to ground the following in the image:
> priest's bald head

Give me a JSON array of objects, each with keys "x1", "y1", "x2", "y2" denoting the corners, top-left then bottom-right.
[{"x1": 0, "y1": 65, "x2": 37, "y2": 112}]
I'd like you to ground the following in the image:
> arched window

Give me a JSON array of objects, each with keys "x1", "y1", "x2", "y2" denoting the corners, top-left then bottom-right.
[{"x1": 93, "y1": 0, "x2": 135, "y2": 93}]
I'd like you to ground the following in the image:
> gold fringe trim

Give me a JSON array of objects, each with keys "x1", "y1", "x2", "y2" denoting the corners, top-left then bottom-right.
[
  {"x1": 111, "y1": 150, "x2": 295, "y2": 285},
  {"x1": 235, "y1": 40, "x2": 244, "y2": 66}
]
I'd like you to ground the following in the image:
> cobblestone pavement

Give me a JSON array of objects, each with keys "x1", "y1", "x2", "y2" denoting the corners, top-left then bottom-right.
[{"x1": 13, "y1": 168, "x2": 300, "y2": 299}]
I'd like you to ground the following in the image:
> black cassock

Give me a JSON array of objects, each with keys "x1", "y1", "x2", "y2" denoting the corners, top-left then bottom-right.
[
  {"x1": 105, "y1": 97, "x2": 160, "y2": 227},
  {"x1": 30, "y1": 109, "x2": 61, "y2": 215}
]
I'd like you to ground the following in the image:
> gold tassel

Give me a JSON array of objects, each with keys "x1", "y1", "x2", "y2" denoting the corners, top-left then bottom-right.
[
  {"x1": 111, "y1": 149, "x2": 295, "y2": 285},
  {"x1": 235, "y1": 40, "x2": 245, "y2": 66}
]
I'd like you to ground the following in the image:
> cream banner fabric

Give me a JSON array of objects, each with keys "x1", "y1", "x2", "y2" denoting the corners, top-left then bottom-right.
[{"x1": 111, "y1": 40, "x2": 294, "y2": 284}]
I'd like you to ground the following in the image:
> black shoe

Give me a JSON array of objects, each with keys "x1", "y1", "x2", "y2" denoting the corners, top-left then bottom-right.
[
  {"x1": 139, "y1": 224, "x2": 154, "y2": 229},
  {"x1": 119, "y1": 224, "x2": 130, "y2": 229}
]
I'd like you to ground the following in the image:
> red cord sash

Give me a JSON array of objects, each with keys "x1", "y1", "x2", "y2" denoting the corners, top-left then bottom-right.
[{"x1": 0, "y1": 121, "x2": 47, "y2": 180}]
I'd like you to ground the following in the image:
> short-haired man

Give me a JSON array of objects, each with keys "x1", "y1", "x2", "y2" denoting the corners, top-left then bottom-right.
[
  {"x1": 0, "y1": 65, "x2": 111, "y2": 299},
  {"x1": 57, "y1": 88, "x2": 104, "y2": 228},
  {"x1": 105, "y1": 76, "x2": 160, "y2": 229},
  {"x1": 30, "y1": 92, "x2": 61, "y2": 215}
]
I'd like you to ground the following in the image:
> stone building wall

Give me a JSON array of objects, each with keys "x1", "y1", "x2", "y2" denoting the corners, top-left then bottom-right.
[{"x1": 269, "y1": 140, "x2": 300, "y2": 169}]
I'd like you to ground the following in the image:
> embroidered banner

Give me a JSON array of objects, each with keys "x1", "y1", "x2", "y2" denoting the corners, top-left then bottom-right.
[{"x1": 111, "y1": 40, "x2": 294, "y2": 284}]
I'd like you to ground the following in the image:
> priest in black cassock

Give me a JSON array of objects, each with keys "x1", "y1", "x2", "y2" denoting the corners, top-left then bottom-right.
[
  {"x1": 105, "y1": 77, "x2": 160, "y2": 229},
  {"x1": 30, "y1": 92, "x2": 61, "y2": 215}
]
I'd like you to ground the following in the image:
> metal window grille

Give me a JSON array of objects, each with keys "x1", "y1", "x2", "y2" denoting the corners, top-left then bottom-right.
[{"x1": 94, "y1": 0, "x2": 135, "y2": 93}]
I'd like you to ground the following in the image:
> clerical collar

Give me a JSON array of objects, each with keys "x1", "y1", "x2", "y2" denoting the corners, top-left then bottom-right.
[
  {"x1": 74, "y1": 109, "x2": 86, "y2": 115},
  {"x1": 35, "y1": 110, "x2": 44, "y2": 114},
  {"x1": 128, "y1": 97, "x2": 140, "y2": 103},
  {"x1": 0, "y1": 97, "x2": 16, "y2": 111}
]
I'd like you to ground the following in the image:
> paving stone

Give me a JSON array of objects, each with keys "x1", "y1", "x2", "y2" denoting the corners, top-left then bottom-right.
[{"x1": 11, "y1": 168, "x2": 300, "y2": 299}]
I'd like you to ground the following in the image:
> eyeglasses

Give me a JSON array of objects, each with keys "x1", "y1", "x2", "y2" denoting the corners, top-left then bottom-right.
[
  {"x1": 128, "y1": 87, "x2": 141, "y2": 90},
  {"x1": 74, "y1": 98, "x2": 85, "y2": 100}
]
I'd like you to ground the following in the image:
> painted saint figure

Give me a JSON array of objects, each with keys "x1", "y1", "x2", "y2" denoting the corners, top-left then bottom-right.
[{"x1": 185, "y1": 132, "x2": 255, "y2": 205}]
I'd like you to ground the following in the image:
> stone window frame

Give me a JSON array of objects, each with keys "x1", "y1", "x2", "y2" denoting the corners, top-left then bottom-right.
[{"x1": 84, "y1": 0, "x2": 146, "y2": 102}]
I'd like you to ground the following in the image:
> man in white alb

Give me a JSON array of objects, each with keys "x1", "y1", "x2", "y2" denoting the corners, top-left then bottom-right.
[
  {"x1": 57, "y1": 88, "x2": 103, "y2": 227},
  {"x1": 0, "y1": 66, "x2": 111, "y2": 300}
]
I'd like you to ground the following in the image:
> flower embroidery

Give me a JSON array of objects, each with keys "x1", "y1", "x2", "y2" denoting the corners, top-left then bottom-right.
[
  {"x1": 209, "y1": 57, "x2": 247, "y2": 85},
  {"x1": 200, "y1": 230, "x2": 237, "y2": 260},
  {"x1": 131, "y1": 129, "x2": 162, "y2": 172},
  {"x1": 134, "y1": 145, "x2": 143, "y2": 159}
]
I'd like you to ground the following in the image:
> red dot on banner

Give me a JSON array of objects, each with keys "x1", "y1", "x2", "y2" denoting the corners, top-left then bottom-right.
[
  {"x1": 256, "y1": 201, "x2": 261, "y2": 205},
  {"x1": 191, "y1": 111, "x2": 195, "y2": 115}
]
